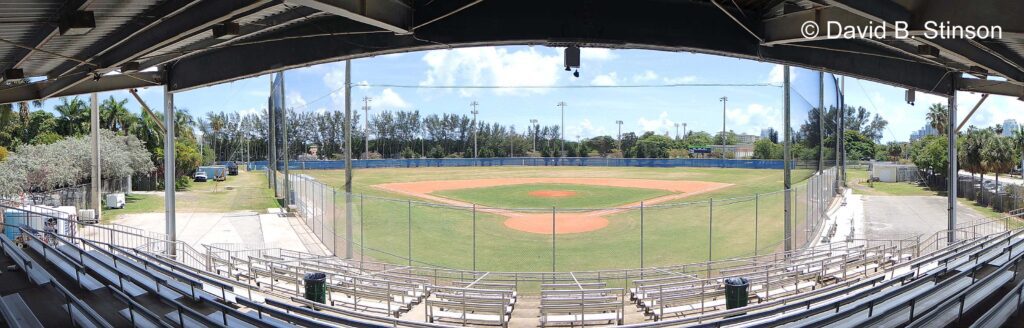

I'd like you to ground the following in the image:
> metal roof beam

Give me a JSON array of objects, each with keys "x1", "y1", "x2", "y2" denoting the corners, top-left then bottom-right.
[
  {"x1": 819, "y1": 0, "x2": 1024, "y2": 83},
  {"x1": 288, "y1": 0, "x2": 412, "y2": 34},
  {"x1": 0, "y1": 0, "x2": 91, "y2": 73},
  {"x1": 0, "y1": 72, "x2": 162, "y2": 105},
  {"x1": 957, "y1": 78, "x2": 1024, "y2": 99},
  {"x1": 39, "y1": 0, "x2": 274, "y2": 100}
]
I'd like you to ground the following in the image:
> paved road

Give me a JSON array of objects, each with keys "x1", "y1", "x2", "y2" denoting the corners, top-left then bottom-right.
[{"x1": 860, "y1": 195, "x2": 990, "y2": 240}]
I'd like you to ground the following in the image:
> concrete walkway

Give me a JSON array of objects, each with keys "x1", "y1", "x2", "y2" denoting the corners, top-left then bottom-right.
[{"x1": 111, "y1": 210, "x2": 314, "y2": 253}]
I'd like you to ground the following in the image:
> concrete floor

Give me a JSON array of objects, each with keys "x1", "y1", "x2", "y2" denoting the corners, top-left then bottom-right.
[
  {"x1": 109, "y1": 210, "x2": 324, "y2": 254},
  {"x1": 860, "y1": 195, "x2": 989, "y2": 240}
]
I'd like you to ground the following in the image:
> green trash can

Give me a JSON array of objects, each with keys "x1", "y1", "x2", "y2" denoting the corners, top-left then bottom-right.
[
  {"x1": 724, "y1": 277, "x2": 749, "y2": 309},
  {"x1": 304, "y1": 272, "x2": 327, "y2": 303}
]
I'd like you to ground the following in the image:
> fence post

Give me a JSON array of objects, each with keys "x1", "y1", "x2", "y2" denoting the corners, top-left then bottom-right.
[
  {"x1": 640, "y1": 201, "x2": 644, "y2": 269},
  {"x1": 408, "y1": 199, "x2": 412, "y2": 267},
  {"x1": 360, "y1": 194, "x2": 365, "y2": 268},
  {"x1": 755, "y1": 193, "x2": 759, "y2": 256},
  {"x1": 708, "y1": 198, "x2": 713, "y2": 265},
  {"x1": 473, "y1": 204, "x2": 477, "y2": 271},
  {"x1": 332, "y1": 188, "x2": 337, "y2": 256},
  {"x1": 552, "y1": 206, "x2": 556, "y2": 273}
]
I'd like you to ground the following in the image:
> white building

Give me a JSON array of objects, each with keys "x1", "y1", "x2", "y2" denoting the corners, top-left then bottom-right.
[{"x1": 1002, "y1": 119, "x2": 1019, "y2": 136}]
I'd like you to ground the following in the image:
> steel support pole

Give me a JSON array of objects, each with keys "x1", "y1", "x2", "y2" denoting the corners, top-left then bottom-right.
[
  {"x1": 948, "y1": 75, "x2": 959, "y2": 242},
  {"x1": 783, "y1": 66, "x2": 793, "y2": 253},
  {"x1": 818, "y1": 71, "x2": 825, "y2": 172},
  {"x1": 90, "y1": 93, "x2": 101, "y2": 221},
  {"x1": 163, "y1": 85, "x2": 176, "y2": 256},
  {"x1": 344, "y1": 60, "x2": 354, "y2": 259},
  {"x1": 268, "y1": 79, "x2": 277, "y2": 198},
  {"x1": 281, "y1": 73, "x2": 290, "y2": 205}
]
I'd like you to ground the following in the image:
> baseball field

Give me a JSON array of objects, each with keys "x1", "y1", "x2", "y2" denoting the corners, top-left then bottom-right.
[{"x1": 298, "y1": 166, "x2": 817, "y2": 272}]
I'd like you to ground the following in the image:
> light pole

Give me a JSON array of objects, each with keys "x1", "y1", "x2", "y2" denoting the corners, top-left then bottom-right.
[
  {"x1": 615, "y1": 120, "x2": 623, "y2": 149},
  {"x1": 470, "y1": 101, "x2": 479, "y2": 158},
  {"x1": 683, "y1": 123, "x2": 687, "y2": 138},
  {"x1": 674, "y1": 123, "x2": 680, "y2": 140},
  {"x1": 362, "y1": 96, "x2": 371, "y2": 159},
  {"x1": 557, "y1": 101, "x2": 567, "y2": 155},
  {"x1": 720, "y1": 96, "x2": 728, "y2": 159},
  {"x1": 529, "y1": 119, "x2": 538, "y2": 152}
]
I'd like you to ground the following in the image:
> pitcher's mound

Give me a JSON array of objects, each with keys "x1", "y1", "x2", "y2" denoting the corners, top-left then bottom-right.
[
  {"x1": 503, "y1": 214, "x2": 609, "y2": 234},
  {"x1": 528, "y1": 190, "x2": 577, "y2": 198}
]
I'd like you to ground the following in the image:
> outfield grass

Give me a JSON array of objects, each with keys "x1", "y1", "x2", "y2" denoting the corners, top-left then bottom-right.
[
  {"x1": 297, "y1": 166, "x2": 817, "y2": 272},
  {"x1": 105, "y1": 170, "x2": 278, "y2": 222},
  {"x1": 432, "y1": 183, "x2": 674, "y2": 209}
]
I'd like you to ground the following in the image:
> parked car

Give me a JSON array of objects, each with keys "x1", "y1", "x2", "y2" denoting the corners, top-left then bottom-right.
[
  {"x1": 194, "y1": 171, "x2": 208, "y2": 182},
  {"x1": 218, "y1": 161, "x2": 239, "y2": 175}
]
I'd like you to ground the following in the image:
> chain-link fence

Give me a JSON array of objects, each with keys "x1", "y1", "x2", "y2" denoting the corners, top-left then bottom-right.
[
  {"x1": 268, "y1": 166, "x2": 840, "y2": 273},
  {"x1": 958, "y1": 176, "x2": 1024, "y2": 213}
]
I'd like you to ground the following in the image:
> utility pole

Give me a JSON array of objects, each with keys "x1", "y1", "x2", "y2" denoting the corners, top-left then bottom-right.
[
  {"x1": 674, "y1": 123, "x2": 680, "y2": 140},
  {"x1": 362, "y1": 97, "x2": 371, "y2": 159},
  {"x1": 615, "y1": 120, "x2": 623, "y2": 149},
  {"x1": 530, "y1": 119, "x2": 538, "y2": 152},
  {"x1": 470, "y1": 101, "x2": 479, "y2": 158},
  {"x1": 557, "y1": 101, "x2": 567, "y2": 155},
  {"x1": 720, "y1": 96, "x2": 728, "y2": 159}
]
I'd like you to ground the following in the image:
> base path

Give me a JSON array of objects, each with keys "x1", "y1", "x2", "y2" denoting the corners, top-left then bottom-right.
[{"x1": 374, "y1": 178, "x2": 732, "y2": 234}]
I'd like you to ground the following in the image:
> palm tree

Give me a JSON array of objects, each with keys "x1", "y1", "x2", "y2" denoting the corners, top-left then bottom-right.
[
  {"x1": 54, "y1": 97, "x2": 89, "y2": 136},
  {"x1": 926, "y1": 103, "x2": 948, "y2": 135},
  {"x1": 100, "y1": 96, "x2": 132, "y2": 134},
  {"x1": 959, "y1": 127, "x2": 989, "y2": 200},
  {"x1": 1013, "y1": 127, "x2": 1024, "y2": 179},
  {"x1": 208, "y1": 113, "x2": 225, "y2": 162},
  {"x1": 982, "y1": 136, "x2": 1017, "y2": 209}
]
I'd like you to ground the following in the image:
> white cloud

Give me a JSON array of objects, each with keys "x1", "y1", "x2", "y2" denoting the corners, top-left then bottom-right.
[
  {"x1": 580, "y1": 48, "x2": 616, "y2": 61},
  {"x1": 286, "y1": 91, "x2": 307, "y2": 109},
  {"x1": 420, "y1": 46, "x2": 562, "y2": 96},
  {"x1": 322, "y1": 63, "x2": 347, "y2": 107},
  {"x1": 632, "y1": 70, "x2": 658, "y2": 83},
  {"x1": 770, "y1": 64, "x2": 790, "y2": 84},
  {"x1": 315, "y1": 107, "x2": 328, "y2": 114},
  {"x1": 374, "y1": 88, "x2": 410, "y2": 109},
  {"x1": 356, "y1": 80, "x2": 370, "y2": 90},
  {"x1": 565, "y1": 118, "x2": 609, "y2": 139},
  {"x1": 637, "y1": 112, "x2": 676, "y2": 134},
  {"x1": 590, "y1": 72, "x2": 618, "y2": 86},
  {"x1": 726, "y1": 103, "x2": 781, "y2": 135}
]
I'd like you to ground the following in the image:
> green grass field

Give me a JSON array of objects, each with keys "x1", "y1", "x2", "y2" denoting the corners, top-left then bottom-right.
[
  {"x1": 295, "y1": 166, "x2": 816, "y2": 272},
  {"x1": 432, "y1": 183, "x2": 673, "y2": 209},
  {"x1": 104, "y1": 170, "x2": 278, "y2": 222}
]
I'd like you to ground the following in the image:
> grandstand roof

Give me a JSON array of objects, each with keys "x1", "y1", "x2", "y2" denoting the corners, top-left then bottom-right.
[{"x1": 0, "y1": 0, "x2": 1023, "y2": 104}]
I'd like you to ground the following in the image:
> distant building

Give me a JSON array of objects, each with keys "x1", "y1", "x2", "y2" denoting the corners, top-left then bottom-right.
[
  {"x1": 760, "y1": 128, "x2": 772, "y2": 138},
  {"x1": 736, "y1": 133, "x2": 760, "y2": 144},
  {"x1": 910, "y1": 124, "x2": 938, "y2": 142},
  {"x1": 709, "y1": 144, "x2": 754, "y2": 159},
  {"x1": 1002, "y1": 119, "x2": 1019, "y2": 136}
]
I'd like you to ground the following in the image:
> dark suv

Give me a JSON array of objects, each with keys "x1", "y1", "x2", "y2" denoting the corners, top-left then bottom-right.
[{"x1": 218, "y1": 161, "x2": 239, "y2": 175}]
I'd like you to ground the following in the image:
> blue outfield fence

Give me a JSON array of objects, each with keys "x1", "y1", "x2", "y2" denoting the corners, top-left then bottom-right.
[{"x1": 247, "y1": 157, "x2": 819, "y2": 171}]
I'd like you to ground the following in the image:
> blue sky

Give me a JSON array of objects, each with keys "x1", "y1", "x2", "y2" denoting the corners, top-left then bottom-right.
[{"x1": 49, "y1": 46, "x2": 1023, "y2": 142}]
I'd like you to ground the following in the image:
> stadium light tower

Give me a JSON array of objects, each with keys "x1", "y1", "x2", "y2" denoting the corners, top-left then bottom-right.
[
  {"x1": 674, "y1": 122, "x2": 680, "y2": 140},
  {"x1": 557, "y1": 101, "x2": 567, "y2": 155},
  {"x1": 576, "y1": 135, "x2": 581, "y2": 155},
  {"x1": 362, "y1": 96, "x2": 372, "y2": 159},
  {"x1": 470, "y1": 101, "x2": 479, "y2": 158},
  {"x1": 720, "y1": 96, "x2": 728, "y2": 159},
  {"x1": 615, "y1": 120, "x2": 624, "y2": 149},
  {"x1": 683, "y1": 122, "x2": 687, "y2": 138},
  {"x1": 529, "y1": 119, "x2": 538, "y2": 152}
]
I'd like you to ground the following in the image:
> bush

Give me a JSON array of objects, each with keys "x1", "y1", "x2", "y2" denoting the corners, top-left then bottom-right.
[
  {"x1": 399, "y1": 147, "x2": 418, "y2": 159},
  {"x1": 0, "y1": 146, "x2": 7, "y2": 162}
]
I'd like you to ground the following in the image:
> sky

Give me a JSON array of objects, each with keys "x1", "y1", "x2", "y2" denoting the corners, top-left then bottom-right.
[{"x1": 42, "y1": 45, "x2": 1024, "y2": 143}]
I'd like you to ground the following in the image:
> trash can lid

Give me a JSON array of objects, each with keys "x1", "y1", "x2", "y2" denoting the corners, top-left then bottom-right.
[
  {"x1": 724, "y1": 277, "x2": 749, "y2": 286},
  {"x1": 304, "y1": 272, "x2": 326, "y2": 281}
]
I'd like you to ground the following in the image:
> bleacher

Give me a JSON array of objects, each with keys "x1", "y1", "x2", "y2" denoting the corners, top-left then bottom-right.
[{"x1": 2, "y1": 205, "x2": 1024, "y2": 327}]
